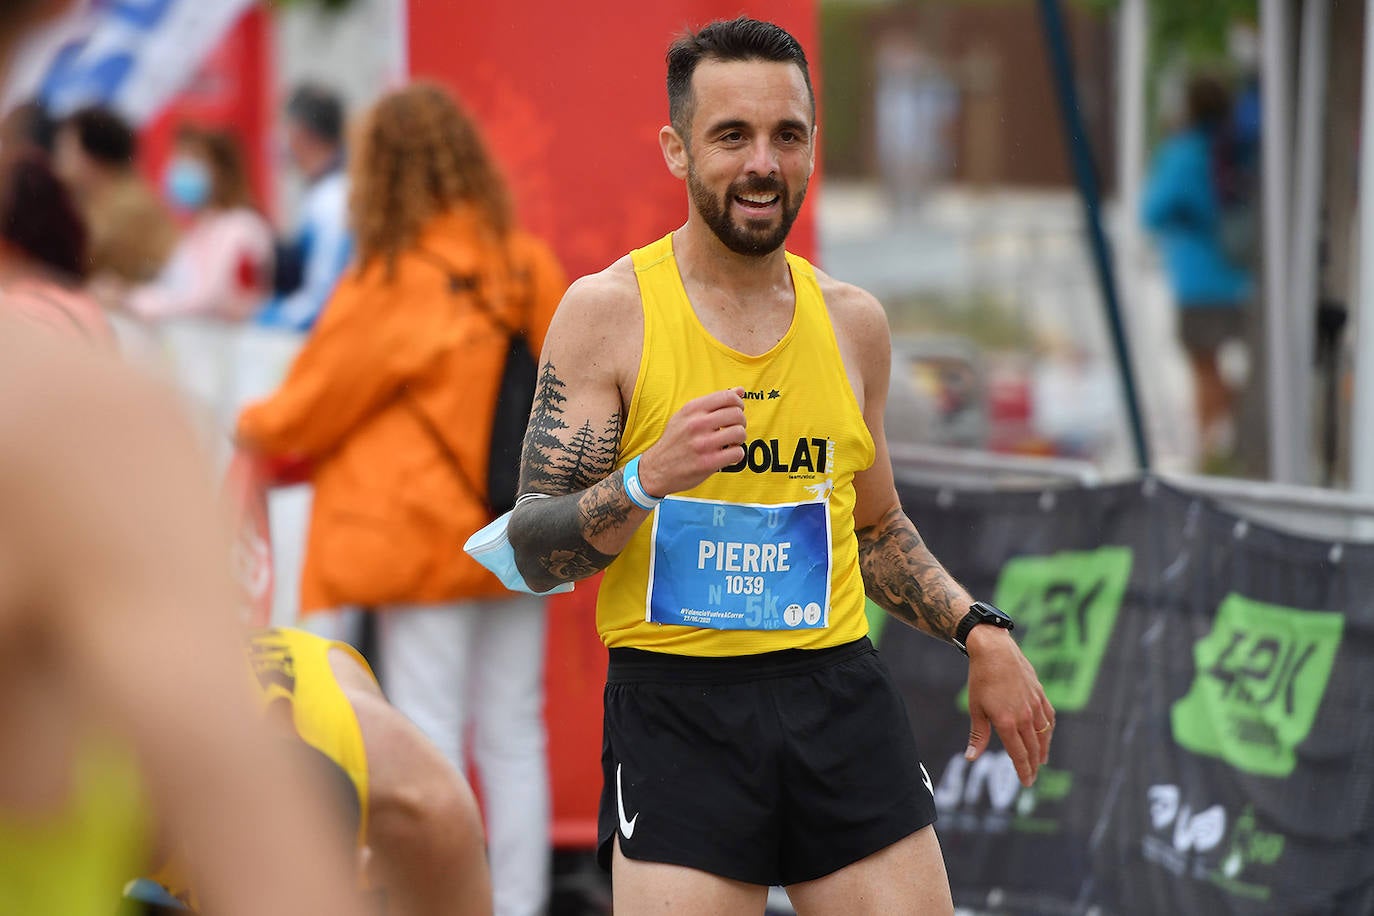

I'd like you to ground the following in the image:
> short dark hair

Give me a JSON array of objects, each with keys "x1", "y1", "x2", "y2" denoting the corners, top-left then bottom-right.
[
  {"x1": 1186, "y1": 75, "x2": 1231, "y2": 129},
  {"x1": 0, "y1": 150, "x2": 88, "y2": 279},
  {"x1": 62, "y1": 105, "x2": 137, "y2": 167},
  {"x1": 286, "y1": 83, "x2": 344, "y2": 145},
  {"x1": 666, "y1": 17, "x2": 814, "y2": 139}
]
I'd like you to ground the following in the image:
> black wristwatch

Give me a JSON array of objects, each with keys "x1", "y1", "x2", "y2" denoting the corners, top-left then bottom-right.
[{"x1": 953, "y1": 601, "x2": 1015, "y2": 655}]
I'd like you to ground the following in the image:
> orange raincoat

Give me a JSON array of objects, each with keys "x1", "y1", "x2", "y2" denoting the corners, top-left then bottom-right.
[{"x1": 237, "y1": 208, "x2": 566, "y2": 614}]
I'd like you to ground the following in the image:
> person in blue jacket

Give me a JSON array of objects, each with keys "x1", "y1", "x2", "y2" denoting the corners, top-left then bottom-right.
[
  {"x1": 257, "y1": 83, "x2": 353, "y2": 332},
  {"x1": 1142, "y1": 75, "x2": 1254, "y2": 466}
]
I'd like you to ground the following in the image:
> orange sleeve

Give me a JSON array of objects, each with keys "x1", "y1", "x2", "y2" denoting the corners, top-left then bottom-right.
[
  {"x1": 237, "y1": 264, "x2": 454, "y2": 458},
  {"x1": 513, "y1": 232, "x2": 568, "y2": 357}
]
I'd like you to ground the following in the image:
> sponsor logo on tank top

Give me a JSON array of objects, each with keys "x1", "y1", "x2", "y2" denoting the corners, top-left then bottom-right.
[{"x1": 721, "y1": 436, "x2": 834, "y2": 479}]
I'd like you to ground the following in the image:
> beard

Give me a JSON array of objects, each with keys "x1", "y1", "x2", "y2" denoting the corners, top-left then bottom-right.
[{"x1": 687, "y1": 163, "x2": 807, "y2": 257}]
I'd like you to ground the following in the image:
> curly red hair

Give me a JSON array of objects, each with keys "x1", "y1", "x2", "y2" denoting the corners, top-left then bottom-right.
[{"x1": 349, "y1": 82, "x2": 512, "y2": 274}]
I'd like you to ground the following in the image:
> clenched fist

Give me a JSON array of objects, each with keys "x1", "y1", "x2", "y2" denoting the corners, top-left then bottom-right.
[{"x1": 637, "y1": 388, "x2": 747, "y2": 497}]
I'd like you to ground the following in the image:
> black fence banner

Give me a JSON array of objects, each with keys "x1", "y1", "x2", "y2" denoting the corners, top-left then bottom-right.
[{"x1": 881, "y1": 477, "x2": 1374, "y2": 914}]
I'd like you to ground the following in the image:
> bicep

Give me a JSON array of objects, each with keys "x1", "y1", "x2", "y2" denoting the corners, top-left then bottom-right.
[
  {"x1": 843, "y1": 294, "x2": 903, "y2": 531},
  {"x1": 519, "y1": 281, "x2": 633, "y2": 496}
]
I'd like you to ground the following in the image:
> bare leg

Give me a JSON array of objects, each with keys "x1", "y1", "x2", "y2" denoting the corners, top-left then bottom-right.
[
  {"x1": 611, "y1": 836, "x2": 768, "y2": 916},
  {"x1": 785, "y1": 827, "x2": 953, "y2": 916},
  {"x1": 1188, "y1": 347, "x2": 1235, "y2": 457}
]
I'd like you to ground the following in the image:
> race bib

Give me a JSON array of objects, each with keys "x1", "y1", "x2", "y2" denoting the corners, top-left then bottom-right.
[{"x1": 646, "y1": 496, "x2": 832, "y2": 630}]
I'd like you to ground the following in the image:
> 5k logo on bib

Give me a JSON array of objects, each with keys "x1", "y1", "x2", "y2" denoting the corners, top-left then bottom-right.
[
  {"x1": 646, "y1": 496, "x2": 832, "y2": 630},
  {"x1": 1171, "y1": 594, "x2": 1343, "y2": 778}
]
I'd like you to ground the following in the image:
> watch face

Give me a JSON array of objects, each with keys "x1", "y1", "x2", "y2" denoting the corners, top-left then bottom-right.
[
  {"x1": 972, "y1": 601, "x2": 1013, "y2": 625},
  {"x1": 972, "y1": 601, "x2": 1016, "y2": 631}
]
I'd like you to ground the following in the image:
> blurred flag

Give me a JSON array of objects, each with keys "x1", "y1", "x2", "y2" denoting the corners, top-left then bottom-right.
[{"x1": 4, "y1": 0, "x2": 254, "y2": 123}]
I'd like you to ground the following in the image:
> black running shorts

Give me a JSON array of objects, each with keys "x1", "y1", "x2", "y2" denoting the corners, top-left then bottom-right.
[{"x1": 596, "y1": 636, "x2": 937, "y2": 886}]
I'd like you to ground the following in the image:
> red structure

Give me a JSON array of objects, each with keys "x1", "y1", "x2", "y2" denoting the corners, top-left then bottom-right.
[
  {"x1": 408, "y1": 1, "x2": 818, "y2": 280},
  {"x1": 139, "y1": 8, "x2": 274, "y2": 219}
]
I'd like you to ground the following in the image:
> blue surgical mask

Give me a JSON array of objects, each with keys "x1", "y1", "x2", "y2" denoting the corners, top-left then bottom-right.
[
  {"x1": 163, "y1": 156, "x2": 212, "y2": 211},
  {"x1": 464, "y1": 496, "x2": 575, "y2": 596}
]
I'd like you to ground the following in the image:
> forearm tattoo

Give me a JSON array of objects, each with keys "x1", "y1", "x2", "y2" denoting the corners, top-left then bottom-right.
[
  {"x1": 855, "y1": 505, "x2": 967, "y2": 642},
  {"x1": 509, "y1": 362, "x2": 636, "y2": 591}
]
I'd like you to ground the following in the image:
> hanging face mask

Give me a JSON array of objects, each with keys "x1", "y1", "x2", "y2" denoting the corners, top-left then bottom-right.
[{"x1": 163, "y1": 156, "x2": 212, "y2": 211}]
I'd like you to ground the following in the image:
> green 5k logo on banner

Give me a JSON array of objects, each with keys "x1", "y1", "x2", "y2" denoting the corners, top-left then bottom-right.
[
  {"x1": 960, "y1": 546, "x2": 1132, "y2": 713},
  {"x1": 1172, "y1": 594, "x2": 1344, "y2": 778}
]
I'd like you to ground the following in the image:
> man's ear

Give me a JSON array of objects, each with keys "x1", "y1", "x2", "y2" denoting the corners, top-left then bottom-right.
[
  {"x1": 660, "y1": 125, "x2": 689, "y2": 180},
  {"x1": 808, "y1": 125, "x2": 818, "y2": 178}
]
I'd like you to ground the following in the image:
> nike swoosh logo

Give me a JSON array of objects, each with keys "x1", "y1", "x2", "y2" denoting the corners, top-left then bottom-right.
[
  {"x1": 920, "y1": 763, "x2": 934, "y2": 797},
  {"x1": 616, "y1": 763, "x2": 639, "y2": 839}
]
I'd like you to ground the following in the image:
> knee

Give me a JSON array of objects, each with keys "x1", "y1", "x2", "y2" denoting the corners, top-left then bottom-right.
[
  {"x1": 370, "y1": 774, "x2": 489, "y2": 873},
  {"x1": 374, "y1": 774, "x2": 485, "y2": 855}
]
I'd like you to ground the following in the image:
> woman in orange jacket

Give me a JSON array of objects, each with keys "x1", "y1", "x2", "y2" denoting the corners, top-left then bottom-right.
[{"x1": 237, "y1": 82, "x2": 565, "y2": 916}]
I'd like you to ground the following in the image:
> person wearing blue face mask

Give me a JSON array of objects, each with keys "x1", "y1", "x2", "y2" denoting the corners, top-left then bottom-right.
[
  {"x1": 105, "y1": 125, "x2": 275, "y2": 429},
  {"x1": 164, "y1": 153, "x2": 214, "y2": 212}
]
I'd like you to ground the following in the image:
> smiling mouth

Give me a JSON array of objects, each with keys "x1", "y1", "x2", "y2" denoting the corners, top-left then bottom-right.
[{"x1": 734, "y1": 191, "x2": 780, "y2": 212}]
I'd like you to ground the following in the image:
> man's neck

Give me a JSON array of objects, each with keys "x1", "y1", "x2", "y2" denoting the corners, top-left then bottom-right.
[{"x1": 672, "y1": 216, "x2": 792, "y2": 303}]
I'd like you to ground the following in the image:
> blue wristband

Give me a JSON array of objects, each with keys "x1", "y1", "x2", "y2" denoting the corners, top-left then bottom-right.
[{"x1": 622, "y1": 455, "x2": 662, "y2": 511}]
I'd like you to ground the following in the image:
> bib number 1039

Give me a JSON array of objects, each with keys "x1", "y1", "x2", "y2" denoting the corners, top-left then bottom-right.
[{"x1": 646, "y1": 496, "x2": 832, "y2": 631}]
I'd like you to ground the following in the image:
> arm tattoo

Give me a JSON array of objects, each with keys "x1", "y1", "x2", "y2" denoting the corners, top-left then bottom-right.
[
  {"x1": 509, "y1": 362, "x2": 637, "y2": 591},
  {"x1": 519, "y1": 363, "x2": 621, "y2": 493},
  {"x1": 855, "y1": 505, "x2": 967, "y2": 643}
]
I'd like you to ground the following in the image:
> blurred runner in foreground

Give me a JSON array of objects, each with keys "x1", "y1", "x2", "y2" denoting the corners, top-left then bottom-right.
[
  {"x1": 0, "y1": 319, "x2": 370, "y2": 915},
  {"x1": 0, "y1": 6, "x2": 365, "y2": 913}
]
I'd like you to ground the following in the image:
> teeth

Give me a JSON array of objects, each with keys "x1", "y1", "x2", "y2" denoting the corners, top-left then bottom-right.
[{"x1": 737, "y1": 192, "x2": 778, "y2": 205}]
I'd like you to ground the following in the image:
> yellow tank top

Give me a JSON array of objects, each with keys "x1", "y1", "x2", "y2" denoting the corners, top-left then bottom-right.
[
  {"x1": 153, "y1": 627, "x2": 376, "y2": 906},
  {"x1": 0, "y1": 739, "x2": 146, "y2": 915},
  {"x1": 246, "y1": 627, "x2": 374, "y2": 843},
  {"x1": 597, "y1": 233, "x2": 874, "y2": 656}
]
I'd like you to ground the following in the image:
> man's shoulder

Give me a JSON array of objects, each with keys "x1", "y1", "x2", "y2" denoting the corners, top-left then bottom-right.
[
  {"x1": 560, "y1": 254, "x2": 640, "y2": 317},
  {"x1": 810, "y1": 264, "x2": 887, "y2": 331}
]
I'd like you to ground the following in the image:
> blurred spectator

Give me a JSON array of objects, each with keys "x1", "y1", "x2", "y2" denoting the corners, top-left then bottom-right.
[
  {"x1": 1142, "y1": 75, "x2": 1253, "y2": 468},
  {"x1": 235, "y1": 82, "x2": 353, "y2": 666},
  {"x1": 256, "y1": 82, "x2": 352, "y2": 332},
  {"x1": 109, "y1": 125, "x2": 273, "y2": 428},
  {"x1": 120, "y1": 125, "x2": 273, "y2": 321},
  {"x1": 53, "y1": 105, "x2": 177, "y2": 285},
  {"x1": 0, "y1": 148, "x2": 111, "y2": 344},
  {"x1": 237, "y1": 82, "x2": 567, "y2": 916}
]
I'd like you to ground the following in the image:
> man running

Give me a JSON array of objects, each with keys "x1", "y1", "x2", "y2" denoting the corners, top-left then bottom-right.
[{"x1": 507, "y1": 17, "x2": 1054, "y2": 914}]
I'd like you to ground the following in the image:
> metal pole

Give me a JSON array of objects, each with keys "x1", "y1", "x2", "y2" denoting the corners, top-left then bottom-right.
[
  {"x1": 1286, "y1": 0, "x2": 1329, "y2": 486},
  {"x1": 1037, "y1": 0, "x2": 1151, "y2": 470},
  {"x1": 1351, "y1": 0, "x2": 1374, "y2": 495},
  {"x1": 1117, "y1": 0, "x2": 1148, "y2": 257},
  {"x1": 1261, "y1": 0, "x2": 1297, "y2": 481}
]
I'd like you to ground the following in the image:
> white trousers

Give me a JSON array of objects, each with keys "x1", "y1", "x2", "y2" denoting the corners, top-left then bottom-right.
[{"x1": 378, "y1": 597, "x2": 552, "y2": 916}]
